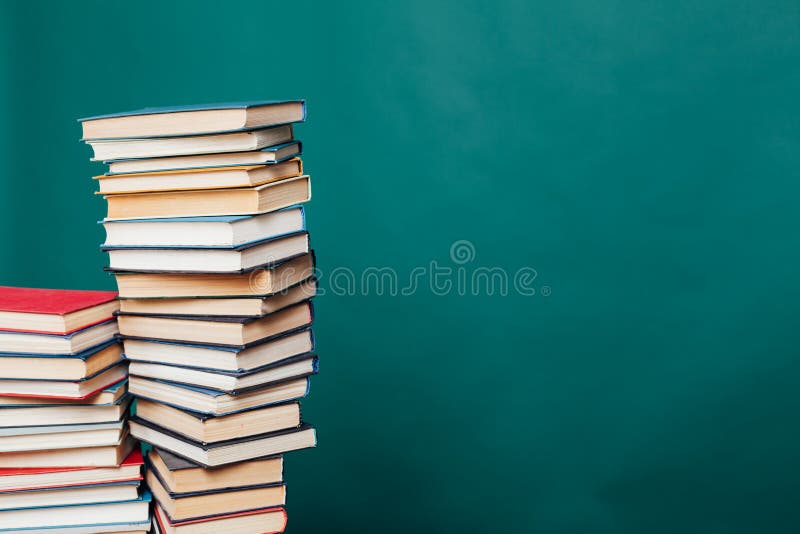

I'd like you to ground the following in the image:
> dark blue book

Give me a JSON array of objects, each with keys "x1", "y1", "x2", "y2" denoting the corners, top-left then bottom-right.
[{"x1": 80, "y1": 100, "x2": 306, "y2": 140}]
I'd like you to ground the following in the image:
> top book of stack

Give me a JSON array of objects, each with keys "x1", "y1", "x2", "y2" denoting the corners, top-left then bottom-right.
[{"x1": 79, "y1": 100, "x2": 306, "y2": 141}]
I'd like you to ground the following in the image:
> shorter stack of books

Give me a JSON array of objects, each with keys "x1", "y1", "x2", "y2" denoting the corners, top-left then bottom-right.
[{"x1": 0, "y1": 286, "x2": 149, "y2": 533}]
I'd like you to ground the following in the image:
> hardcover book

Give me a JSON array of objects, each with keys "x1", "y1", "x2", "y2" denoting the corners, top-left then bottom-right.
[
  {"x1": 0, "y1": 321, "x2": 118, "y2": 356},
  {"x1": 0, "y1": 448, "x2": 142, "y2": 492},
  {"x1": 87, "y1": 125, "x2": 294, "y2": 160},
  {"x1": 106, "y1": 141, "x2": 302, "y2": 174},
  {"x1": 0, "y1": 288, "x2": 118, "y2": 335},
  {"x1": 147, "y1": 448, "x2": 281, "y2": 493},
  {"x1": 122, "y1": 327, "x2": 314, "y2": 372},
  {"x1": 102, "y1": 206, "x2": 305, "y2": 248},
  {"x1": 118, "y1": 301, "x2": 313, "y2": 347},
  {"x1": 154, "y1": 502, "x2": 286, "y2": 534},
  {"x1": 103, "y1": 231, "x2": 310, "y2": 273},
  {"x1": 103, "y1": 174, "x2": 310, "y2": 220},
  {"x1": 130, "y1": 418, "x2": 316, "y2": 467},
  {"x1": 80, "y1": 100, "x2": 305, "y2": 140},
  {"x1": 0, "y1": 341, "x2": 122, "y2": 381},
  {"x1": 128, "y1": 376, "x2": 310, "y2": 416},
  {"x1": 128, "y1": 353, "x2": 318, "y2": 394},
  {"x1": 113, "y1": 253, "x2": 314, "y2": 298},
  {"x1": 96, "y1": 158, "x2": 302, "y2": 195}
]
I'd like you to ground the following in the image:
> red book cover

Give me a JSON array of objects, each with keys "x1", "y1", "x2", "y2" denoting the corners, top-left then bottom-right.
[
  {"x1": 0, "y1": 448, "x2": 143, "y2": 476},
  {"x1": 0, "y1": 449, "x2": 143, "y2": 492},
  {"x1": 0, "y1": 287, "x2": 117, "y2": 315},
  {"x1": 0, "y1": 287, "x2": 118, "y2": 334}
]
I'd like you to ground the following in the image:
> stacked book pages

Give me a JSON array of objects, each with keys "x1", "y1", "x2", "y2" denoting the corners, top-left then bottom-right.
[
  {"x1": 0, "y1": 286, "x2": 149, "y2": 533},
  {"x1": 80, "y1": 100, "x2": 318, "y2": 534}
]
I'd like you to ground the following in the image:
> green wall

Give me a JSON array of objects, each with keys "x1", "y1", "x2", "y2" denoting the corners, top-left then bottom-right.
[{"x1": 2, "y1": 1, "x2": 800, "y2": 532}]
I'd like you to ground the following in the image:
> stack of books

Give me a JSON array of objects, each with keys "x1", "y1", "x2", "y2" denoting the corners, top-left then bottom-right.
[
  {"x1": 0, "y1": 286, "x2": 150, "y2": 533},
  {"x1": 80, "y1": 101, "x2": 318, "y2": 534}
]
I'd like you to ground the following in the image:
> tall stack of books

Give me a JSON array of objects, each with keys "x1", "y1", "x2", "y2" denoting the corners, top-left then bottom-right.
[
  {"x1": 0, "y1": 286, "x2": 150, "y2": 533},
  {"x1": 80, "y1": 101, "x2": 318, "y2": 534}
]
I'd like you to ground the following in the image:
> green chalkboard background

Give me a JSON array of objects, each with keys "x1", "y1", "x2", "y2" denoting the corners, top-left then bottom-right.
[{"x1": 1, "y1": 1, "x2": 799, "y2": 532}]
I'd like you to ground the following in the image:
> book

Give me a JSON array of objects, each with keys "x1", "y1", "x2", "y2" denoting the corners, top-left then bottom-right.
[
  {"x1": 147, "y1": 468, "x2": 284, "y2": 521},
  {"x1": 0, "y1": 287, "x2": 118, "y2": 335},
  {"x1": 129, "y1": 376, "x2": 310, "y2": 416},
  {"x1": 154, "y1": 502, "x2": 286, "y2": 534},
  {"x1": 4, "y1": 523, "x2": 149, "y2": 534},
  {"x1": 0, "y1": 362, "x2": 128, "y2": 399},
  {"x1": 80, "y1": 100, "x2": 305, "y2": 140},
  {"x1": 136, "y1": 399, "x2": 300, "y2": 444},
  {"x1": 113, "y1": 253, "x2": 314, "y2": 298},
  {"x1": 0, "y1": 341, "x2": 123, "y2": 381},
  {"x1": 104, "y1": 232, "x2": 310, "y2": 273},
  {"x1": 122, "y1": 328, "x2": 314, "y2": 372},
  {"x1": 130, "y1": 418, "x2": 316, "y2": 467},
  {"x1": 147, "y1": 448, "x2": 281, "y2": 494},
  {"x1": 87, "y1": 125, "x2": 293, "y2": 160},
  {"x1": 0, "y1": 396, "x2": 131, "y2": 428},
  {"x1": 0, "y1": 435, "x2": 135, "y2": 468},
  {"x1": 0, "y1": 420, "x2": 126, "y2": 453},
  {"x1": 104, "y1": 175, "x2": 310, "y2": 220},
  {"x1": 96, "y1": 158, "x2": 302, "y2": 195},
  {"x1": 118, "y1": 301, "x2": 313, "y2": 346},
  {"x1": 129, "y1": 354, "x2": 318, "y2": 394},
  {"x1": 102, "y1": 206, "x2": 305, "y2": 247},
  {"x1": 0, "y1": 489, "x2": 151, "y2": 530},
  {"x1": 0, "y1": 380, "x2": 128, "y2": 407},
  {"x1": 107, "y1": 142, "x2": 301, "y2": 174},
  {"x1": 0, "y1": 449, "x2": 143, "y2": 492},
  {"x1": 0, "y1": 481, "x2": 140, "y2": 511},
  {"x1": 118, "y1": 278, "x2": 316, "y2": 318},
  {"x1": 0, "y1": 321, "x2": 118, "y2": 355}
]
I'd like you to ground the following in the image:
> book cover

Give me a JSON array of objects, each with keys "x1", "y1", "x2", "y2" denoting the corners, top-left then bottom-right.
[
  {"x1": 0, "y1": 288, "x2": 117, "y2": 316},
  {"x1": 104, "y1": 141, "x2": 303, "y2": 172},
  {"x1": 101, "y1": 230, "x2": 308, "y2": 251}
]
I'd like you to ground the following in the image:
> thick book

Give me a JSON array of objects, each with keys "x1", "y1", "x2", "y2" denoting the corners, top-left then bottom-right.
[
  {"x1": 0, "y1": 321, "x2": 118, "y2": 356},
  {"x1": 0, "y1": 287, "x2": 118, "y2": 335},
  {"x1": 87, "y1": 124, "x2": 293, "y2": 160},
  {"x1": 0, "y1": 488, "x2": 151, "y2": 530},
  {"x1": 128, "y1": 353, "x2": 318, "y2": 394},
  {"x1": 147, "y1": 467, "x2": 284, "y2": 521},
  {"x1": 0, "y1": 340, "x2": 122, "y2": 381},
  {"x1": 0, "y1": 435, "x2": 135, "y2": 468},
  {"x1": 129, "y1": 376, "x2": 310, "y2": 416},
  {"x1": 102, "y1": 206, "x2": 305, "y2": 248},
  {"x1": 96, "y1": 158, "x2": 302, "y2": 195},
  {"x1": 154, "y1": 502, "x2": 286, "y2": 534},
  {"x1": 0, "y1": 395, "x2": 131, "y2": 428},
  {"x1": 0, "y1": 480, "x2": 140, "y2": 511},
  {"x1": 0, "y1": 448, "x2": 142, "y2": 492},
  {"x1": 104, "y1": 232, "x2": 310, "y2": 273},
  {"x1": 113, "y1": 253, "x2": 314, "y2": 298},
  {"x1": 119, "y1": 278, "x2": 316, "y2": 318},
  {"x1": 130, "y1": 418, "x2": 315, "y2": 467},
  {"x1": 122, "y1": 327, "x2": 314, "y2": 372},
  {"x1": 0, "y1": 380, "x2": 127, "y2": 407},
  {"x1": 118, "y1": 301, "x2": 313, "y2": 347},
  {"x1": 104, "y1": 174, "x2": 310, "y2": 220},
  {"x1": 0, "y1": 420, "x2": 126, "y2": 453},
  {"x1": 80, "y1": 100, "x2": 305, "y2": 140},
  {"x1": 136, "y1": 399, "x2": 300, "y2": 444},
  {"x1": 148, "y1": 448, "x2": 281, "y2": 494},
  {"x1": 0, "y1": 362, "x2": 128, "y2": 399},
  {"x1": 107, "y1": 141, "x2": 301, "y2": 174}
]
